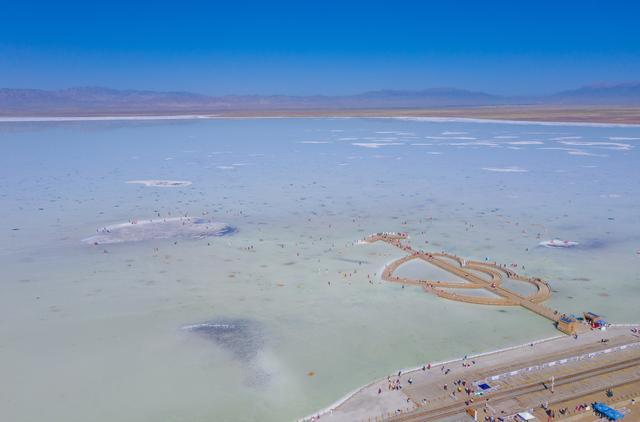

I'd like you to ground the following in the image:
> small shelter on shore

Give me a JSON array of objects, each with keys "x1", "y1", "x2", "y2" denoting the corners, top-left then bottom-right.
[
  {"x1": 593, "y1": 402, "x2": 625, "y2": 420},
  {"x1": 515, "y1": 411, "x2": 536, "y2": 421},
  {"x1": 584, "y1": 312, "x2": 607, "y2": 328},
  {"x1": 557, "y1": 315, "x2": 579, "y2": 335}
]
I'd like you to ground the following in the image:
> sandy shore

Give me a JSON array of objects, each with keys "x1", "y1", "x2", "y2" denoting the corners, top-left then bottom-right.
[{"x1": 2, "y1": 106, "x2": 640, "y2": 125}]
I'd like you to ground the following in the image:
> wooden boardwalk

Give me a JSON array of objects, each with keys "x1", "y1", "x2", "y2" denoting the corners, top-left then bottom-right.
[{"x1": 366, "y1": 233, "x2": 561, "y2": 324}]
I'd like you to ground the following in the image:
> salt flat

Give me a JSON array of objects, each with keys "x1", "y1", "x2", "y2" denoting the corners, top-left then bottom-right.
[{"x1": 0, "y1": 117, "x2": 638, "y2": 422}]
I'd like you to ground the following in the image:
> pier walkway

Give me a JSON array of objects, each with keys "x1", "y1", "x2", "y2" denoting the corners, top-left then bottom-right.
[{"x1": 366, "y1": 233, "x2": 559, "y2": 323}]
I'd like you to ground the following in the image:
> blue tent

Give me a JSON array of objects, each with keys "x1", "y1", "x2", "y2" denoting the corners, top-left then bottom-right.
[{"x1": 593, "y1": 402, "x2": 624, "y2": 420}]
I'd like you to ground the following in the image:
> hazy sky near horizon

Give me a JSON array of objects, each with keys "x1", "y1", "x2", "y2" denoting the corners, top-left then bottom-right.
[{"x1": 1, "y1": 0, "x2": 639, "y2": 95}]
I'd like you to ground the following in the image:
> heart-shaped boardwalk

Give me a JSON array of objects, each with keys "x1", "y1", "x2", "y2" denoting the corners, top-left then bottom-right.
[{"x1": 365, "y1": 232, "x2": 564, "y2": 325}]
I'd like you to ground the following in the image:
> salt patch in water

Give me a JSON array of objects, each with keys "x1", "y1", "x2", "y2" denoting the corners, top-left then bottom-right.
[{"x1": 82, "y1": 217, "x2": 235, "y2": 245}]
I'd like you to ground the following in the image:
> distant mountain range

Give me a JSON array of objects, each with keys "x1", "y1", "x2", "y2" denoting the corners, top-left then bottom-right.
[
  {"x1": 549, "y1": 82, "x2": 640, "y2": 105},
  {"x1": 1, "y1": 83, "x2": 639, "y2": 116}
]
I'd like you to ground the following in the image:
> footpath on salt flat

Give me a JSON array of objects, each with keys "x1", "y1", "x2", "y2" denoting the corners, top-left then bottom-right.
[{"x1": 321, "y1": 326, "x2": 639, "y2": 421}]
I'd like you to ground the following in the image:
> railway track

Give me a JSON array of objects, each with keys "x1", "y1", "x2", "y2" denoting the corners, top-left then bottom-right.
[{"x1": 390, "y1": 355, "x2": 640, "y2": 421}]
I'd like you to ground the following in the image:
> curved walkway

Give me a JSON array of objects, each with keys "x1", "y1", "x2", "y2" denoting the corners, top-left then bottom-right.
[{"x1": 365, "y1": 233, "x2": 559, "y2": 322}]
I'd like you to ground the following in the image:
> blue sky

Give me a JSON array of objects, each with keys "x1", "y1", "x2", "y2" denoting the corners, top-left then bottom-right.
[{"x1": 1, "y1": 0, "x2": 639, "y2": 95}]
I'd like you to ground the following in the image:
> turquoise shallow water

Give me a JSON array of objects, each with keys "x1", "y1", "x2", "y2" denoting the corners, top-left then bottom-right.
[{"x1": 0, "y1": 118, "x2": 639, "y2": 421}]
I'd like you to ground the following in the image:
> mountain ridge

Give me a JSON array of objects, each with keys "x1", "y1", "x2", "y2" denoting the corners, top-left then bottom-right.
[{"x1": 1, "y1": 82, "x2": 639, "y2": 115}]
